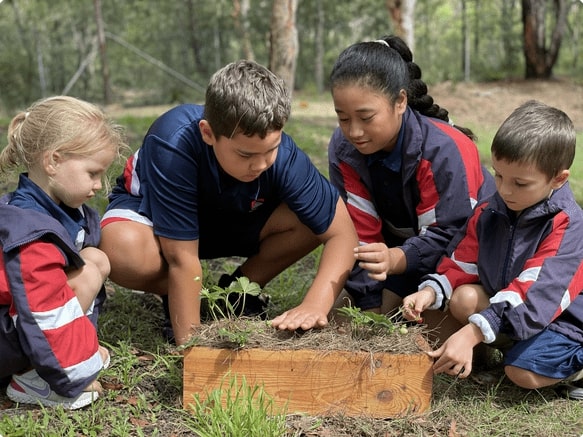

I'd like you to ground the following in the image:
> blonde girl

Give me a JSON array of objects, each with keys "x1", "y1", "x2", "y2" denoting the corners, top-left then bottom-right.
[{"x1": 0, "y1": 96, "x2": 127, "y2": 409}]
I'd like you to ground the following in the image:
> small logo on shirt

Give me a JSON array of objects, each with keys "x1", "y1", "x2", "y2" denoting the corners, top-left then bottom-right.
[{"x1": 250, "y1": 198, "x2": 264, "y2": 211}]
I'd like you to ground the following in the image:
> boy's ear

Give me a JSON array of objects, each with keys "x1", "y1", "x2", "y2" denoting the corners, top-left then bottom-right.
[
  {"x1": 199, "y1": 120, "x2": 216, "y2": 145},
  {"x1": 551, "y1": 169, "x2": 570, "y2": 189}
]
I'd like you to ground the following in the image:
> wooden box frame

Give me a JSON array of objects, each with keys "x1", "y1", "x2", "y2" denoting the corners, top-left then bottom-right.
[{"x1": 183, "y1": 339, "x2": 433, "y2": 418}]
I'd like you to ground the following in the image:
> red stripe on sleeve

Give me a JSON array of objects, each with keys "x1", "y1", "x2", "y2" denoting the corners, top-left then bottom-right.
[
  {"x1": 415, "y1": 158, "x2": 439, "y2": 216},
  {"x1": 431, "y1": 121, "x2": 484, "y2": 200}
]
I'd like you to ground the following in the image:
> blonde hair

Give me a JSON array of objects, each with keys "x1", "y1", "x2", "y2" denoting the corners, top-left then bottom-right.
[{"x1": 1, "y1": 96, "x2": 127, "y2": 184}]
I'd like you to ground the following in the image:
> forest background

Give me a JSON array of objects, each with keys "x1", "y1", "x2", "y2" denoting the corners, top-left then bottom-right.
[{"x1": 1, "y1": 0, "x2": 583, "y2": 112}]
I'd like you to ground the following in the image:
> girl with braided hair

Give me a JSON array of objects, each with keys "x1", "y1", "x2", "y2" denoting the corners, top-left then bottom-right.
[{"x1": 328, "y1": 35, "x2": 495, "y2": 326}]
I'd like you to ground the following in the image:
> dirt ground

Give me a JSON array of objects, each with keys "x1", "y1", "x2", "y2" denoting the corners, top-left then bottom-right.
[
  {"x1": 429, "y1": 78, "x2": 583, "y2": 132},
  {"x1": 108, "y1": 77, "x2": 583, "y2": 133}
]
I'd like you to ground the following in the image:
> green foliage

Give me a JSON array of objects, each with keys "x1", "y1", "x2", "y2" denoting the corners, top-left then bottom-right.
[
  {"x1": 1, "y1": 0, "x2": 582, "y2": 112},
  {"x1": 184, "y1": 374, "x2": 288, "y2": 437}
]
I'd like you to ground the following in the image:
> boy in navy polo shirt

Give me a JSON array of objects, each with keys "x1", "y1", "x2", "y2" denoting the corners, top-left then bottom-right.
[{"x1": 100, "y1": 60, "x2": 358, "y2": 346}]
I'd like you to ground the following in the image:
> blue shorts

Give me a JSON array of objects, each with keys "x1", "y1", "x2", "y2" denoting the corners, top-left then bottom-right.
[
  {"x1": 102, "y1": 202, "x2": 279, "y2": 260},
  {"x1": 504, "y1": 328, "x2": 583, "y2": 379}
]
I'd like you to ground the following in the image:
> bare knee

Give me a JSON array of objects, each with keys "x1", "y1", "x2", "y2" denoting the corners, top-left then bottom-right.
[
  {"x1": 261, "y1": 204, "x2": 318, "y2": 244},
  {"x1": 100, "y1": 222, "x2": 167, "y2": 292},
  {"x1": 79, "y1": 247, "x2": 111, "y2": 281},
  {"x1": 504, "y1": 365, "x2": 560, "y2": 389},
  {"x1": 449, "y1": 284, "x2": 489, "y2": 323}
]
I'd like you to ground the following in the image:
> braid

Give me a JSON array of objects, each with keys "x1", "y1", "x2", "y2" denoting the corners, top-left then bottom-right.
[{"x1": 383, "y1": 35, "x2": 476, "y2": 140}]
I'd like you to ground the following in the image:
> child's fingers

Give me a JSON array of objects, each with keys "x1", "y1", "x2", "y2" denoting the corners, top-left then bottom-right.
[{"x1": 401, "y1": 301, "x2": 424, "y2": 322}]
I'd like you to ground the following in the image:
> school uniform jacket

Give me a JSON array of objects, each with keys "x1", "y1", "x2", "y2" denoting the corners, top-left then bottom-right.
[
  {"x1": 0, "y1": 176, "x2": 104, "y2": 397},
  {"x1": 421, "y1": 183, "x2": 583, "y2": 344},
  {"x1": 328, "y1": 107, "x2": 495, "y2": 298}
]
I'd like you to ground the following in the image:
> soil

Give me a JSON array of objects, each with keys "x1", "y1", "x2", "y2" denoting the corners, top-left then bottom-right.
[
  {"x1": 287, "y1": 77, "x2": 583, "y2": 132},
  {"x1": 106, "y1": 78, "x2": 583, "y2": 133},
  {"x1": 429, "y1": 78, "x2": 583, "y2": 132}
]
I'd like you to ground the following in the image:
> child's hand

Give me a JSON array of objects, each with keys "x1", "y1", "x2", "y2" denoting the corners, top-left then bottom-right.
[
  {"x1": 353, "y1": 243, "x2": 394, "y2": 281},
  {"x1": 270, "y1": 303, "x2": 328, "y2": 331},
  {"x1": 402, "y1": 287, "x2": 436, "y2": 322},
  {"x1": 427, "y1": 323, "x2": 484, "y2": 378}
]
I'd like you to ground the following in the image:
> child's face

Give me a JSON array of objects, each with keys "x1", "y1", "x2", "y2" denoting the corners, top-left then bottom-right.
[
  {"x1": 332, "y1": 84, "x2": 407, "y2": 155},
  {"x1": 46, "y1": 146, "x2": 117, "y2": 208},
  {"x1": 491, "y1": 156, "x2": 568, "y2": 214},
  {"x1": 201, "y1": 120, "x2": 281, "y2": 182}
]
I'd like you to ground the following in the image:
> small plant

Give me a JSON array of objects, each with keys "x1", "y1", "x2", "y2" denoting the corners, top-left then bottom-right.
[
  {"x1": 217, "y1": 326, "x2": 254, "y2": 349},
  {"x1": 336, "y1": 305, "x2": 410, "y2": 338},
  {"x1": 197, "y1": 276, "x2": 262, "y2": 348},
  {"x1": 185, "y1": 374, "x2": 288, "y2": 437},
  {"x1": 198, "y1": 276, "x2": 261, "y2": 321}
]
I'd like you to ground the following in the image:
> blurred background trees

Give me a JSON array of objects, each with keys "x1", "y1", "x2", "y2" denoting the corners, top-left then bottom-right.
[{"x1": 0, "y1": 0, "x2": 581, "y2": 112}]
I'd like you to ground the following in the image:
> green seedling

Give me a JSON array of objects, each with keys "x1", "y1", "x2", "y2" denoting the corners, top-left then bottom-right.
[
  {"x1": 217, "y1": 326, "x2": 253, "y2": 349},
  {"x1": 337, "y1": 305, "x2": 410, "y2": 338},
  {"x1": 196, "y1": 276, "x2": 262, "y2": 349},
  {"x1": 198, "y1": 276, "x2": 261, "y2": 321}
]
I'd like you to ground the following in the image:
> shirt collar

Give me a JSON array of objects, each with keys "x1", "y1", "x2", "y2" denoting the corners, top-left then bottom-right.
[
  {"x1": 8, "y1": 173, "x2": 88, "y2": 245},
  {"x1": 366, "y1": 122, "x2": 405, "y2": 172}
]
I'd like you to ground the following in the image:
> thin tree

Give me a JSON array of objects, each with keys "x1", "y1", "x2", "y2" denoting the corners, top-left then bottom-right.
[
  {"x1": 93, "y1": 0, "x2": 111, "y2": 104},
  {"x1": 233, "y1": 0, "x2": 255, "y2": 60},
  {"x1": 386, "y1": 0, "x2": 416, "y2": 53}
]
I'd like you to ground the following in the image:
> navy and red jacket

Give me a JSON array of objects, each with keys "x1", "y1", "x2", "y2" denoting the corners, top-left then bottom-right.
[
  {"x1": 422, "y1": 183, "x2": 583, "y2": 344},
  {"x1": 329, "y1": 106, "x2": 495, "y2": 300},
  {"x1": 0, "y1": 175, "x2": 104, "y2": 397}
]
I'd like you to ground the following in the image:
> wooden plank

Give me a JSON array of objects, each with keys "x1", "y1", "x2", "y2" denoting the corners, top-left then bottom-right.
[{"x1": 183, "y1": 345, "x2": 433, "y2": 418}]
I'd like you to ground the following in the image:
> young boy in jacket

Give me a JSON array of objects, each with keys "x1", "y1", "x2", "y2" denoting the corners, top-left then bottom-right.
[{"x1": 403, "y1": 100, "x2": 583, "y2": 398}]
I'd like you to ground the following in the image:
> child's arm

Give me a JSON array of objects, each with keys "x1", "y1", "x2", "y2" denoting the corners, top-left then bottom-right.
[
  {"x1": 158, "y1": 237, "x2": 203, "y2": 346},
  {"x1": 271, "y1": 198, "x2": 358, "y2": 330}
]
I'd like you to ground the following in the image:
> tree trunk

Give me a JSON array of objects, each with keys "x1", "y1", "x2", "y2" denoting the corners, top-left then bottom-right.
[
  {"x1": 186, "y1": 0, "x2": 205, "y2": 74},
  {"x1": 269, "y1": 0, "x2": 299, "y2": 94},
  {"x1": 314, "y1": 0, "x2": 325, "y2": 94},
  {"x1": 461, "y1": 0, "x2": 470, "y2": 81},
  {"x1": 385, "y1": 0, "x2": 417, "y2": 53},
  {"x1": 93, "y1": 0, "x2": 111, "y2": 104},
  {"x1": 521, "y1": 0, "x2": 569, "y2": 79},
  {"x1": 233, "y1": 0, "x2": 255, "y2": 60},
  {"x1": 501, "y1": 0, "x2": 519, "y2": 72}
]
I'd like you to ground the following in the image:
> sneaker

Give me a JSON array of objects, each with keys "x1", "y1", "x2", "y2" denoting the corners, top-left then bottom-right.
[
  {"x1": 556, "y1": 383, "x2": 583, "y2": 400},
  {"x1": 555, "y1": 379, "x2": 583, "y2": 400},
  {"x1": 6, "y1": 369, "x2": 99, "y2": 410}
]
